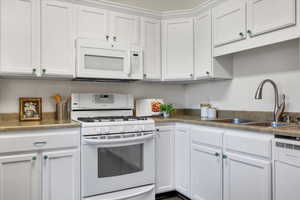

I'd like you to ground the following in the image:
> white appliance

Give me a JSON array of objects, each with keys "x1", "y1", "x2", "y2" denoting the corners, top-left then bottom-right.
[
  {"x1": 76, "y1": 38, "x2": 143, "y2": 80},
  {"x1": 136, "y1": 99, "x2": 164, "y2": 117},
  {"x1": 72, "y1": 93, "x2": 155, "y2": 200},
  {"x1": 273, "y1": 136, "x2": 300, "y2": 200}
]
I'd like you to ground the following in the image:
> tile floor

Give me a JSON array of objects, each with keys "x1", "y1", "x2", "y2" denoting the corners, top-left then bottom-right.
[{"x1": 160, "y1": 197, "x2": 183, "y2": 200}]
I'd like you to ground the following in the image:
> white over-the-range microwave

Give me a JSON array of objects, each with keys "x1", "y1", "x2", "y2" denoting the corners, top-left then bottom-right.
[{"x1": 76, "y1": 38, "x2": 143, "y2": 80}]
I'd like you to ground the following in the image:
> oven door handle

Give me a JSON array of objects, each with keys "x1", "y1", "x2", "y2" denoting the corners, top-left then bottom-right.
[
  {"x1": 90, "y1": 185, "x2": 154, "y2": 200},
  {"x1": 83, "y1": 134, "x2": 154, "y2": 146}
]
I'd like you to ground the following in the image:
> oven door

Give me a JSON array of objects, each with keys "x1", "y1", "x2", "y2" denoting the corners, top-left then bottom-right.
[
  {"x1": 76, "y1": 39, "x2": 131, "y2": 79},
  {"x1": 81, "y1": 133, "x2": 155, "y2": 197}
]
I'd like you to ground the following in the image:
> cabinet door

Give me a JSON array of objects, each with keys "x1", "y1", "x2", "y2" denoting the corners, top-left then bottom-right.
[
  {"x1": 223, "y1": 152, "x2": 271, "y2": 200},
  {"x1": 175, "y1": 127, "x2": 190, "y2": 197},
  {"x1": 141, "y1": 18, "x2": 161, "y2": 80},
  {"x1": 42, "y1": 149, "x2": 80, "y2": 200},
  {"x1": 0, "y1": 153, "x2": 40, "y2": 200},
  {"x1": 191, "y1": 144, "x2": 222, "y2": 200},
  {"x1": 110, "y1": 12, "x2": 140, "y2": 46},
  {"x1": 77, "y1": 6, "x2": 108, "y2": 41},
  {"x1": 194, "y1": 11, "x2": 212, "y2": 79},
  {"x1": 162, "y1": 18, "x2": 194, "y2": 80},
  {"x1": 156, "y1": 126, "x2": 175, "y2": 194},
  {"x1": 247, "y1": 0, "x2": 296, "y2": 37},
  {"x1": 0, "y1": 0, "x2": 39, "y2": 75},
  {"x1": 41, "y1": 0, "x2": 75, "y2": 77},
  {"x1": 213, "y1": 0, "x2": 246, "y2": 47},
  {"x1": 274, "y1": 160, "x2": 300, "y2": 200}
]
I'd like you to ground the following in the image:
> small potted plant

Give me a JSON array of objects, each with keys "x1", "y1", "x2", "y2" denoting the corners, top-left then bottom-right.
[{"x1": 160, "y1": 104, "x2": 175, "y2": 118}]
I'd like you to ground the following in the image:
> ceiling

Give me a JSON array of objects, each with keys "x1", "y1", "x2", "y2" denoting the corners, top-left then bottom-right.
[{"x1": 105, "y1": 0, "x2": 208, "y2": 11}]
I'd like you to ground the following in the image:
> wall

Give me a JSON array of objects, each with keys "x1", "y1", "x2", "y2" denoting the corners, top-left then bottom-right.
[
  {"x1": 0, "y1": 79, "x2": 185, "y2": 113},
  {"x1": 106, "y1": 0, "x2": 206, "y2": 11},
  {"x1": 185, "y1": 39, "x2": 300, "y2": 112}
]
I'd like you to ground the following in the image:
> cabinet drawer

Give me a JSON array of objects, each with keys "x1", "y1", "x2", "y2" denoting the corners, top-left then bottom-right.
[
  {"x1": 0, "y1": 128, "x2": 80, "y2": 154},
  {"x1": 190, "y1": 126, "x2": 223, "y2": 147},
  {"x1": 224, "y1": 130, "x2": 273, "y2": 158}
]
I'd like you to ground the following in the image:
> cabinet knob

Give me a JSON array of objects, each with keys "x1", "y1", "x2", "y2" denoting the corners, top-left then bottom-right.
[
  {"x1": 44, "y1": 155, "x2": 48, "y2": 160},
  {"x1": 156, "y1": 128, "x2": 160, "y2": 132},
  {"x1": 42, "y1": 69, "x2": 46, "y2": 74},
  {"x1": 215, "y1": 152, "x2": 220, "y2": 157},
  {"x1": 32, "y1": 68, "x2": 37, "y2": 74},
  {"x1": 143, "y1": 74, "x2": 147, "y2": 78},
  {"x1": 32, "y1": 156, "x2": 37, "y2": 161},
  {"x1": 206, "y1": 71, "x2": 210, "y2": 75},
  {"x1": 113, "y1": 36, "x2": 117, "y2": 41},
  {"x1": 106, "y1": 35, "x2": 109, "y2": 41},
  {"x1": 239, "y1": 32, "x2": 244, "y2": 37},
  {"x1": 223, "y1": 154, "x2": 228, "y2": 159},
  {"x1": 247, "y1": 30, "x2": 252, "y2": 35},
  {"x1": 190, "y1": 74, "x2": 193, "y2": 77}
]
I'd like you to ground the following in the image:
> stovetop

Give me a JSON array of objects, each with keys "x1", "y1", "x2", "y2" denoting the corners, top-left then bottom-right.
[{"x1": 77, "y1": 116, "x2": 148, "y2": 123}]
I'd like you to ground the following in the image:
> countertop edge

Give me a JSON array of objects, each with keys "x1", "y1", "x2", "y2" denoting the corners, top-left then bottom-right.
[
  {"x1": 0, "y1": 121, "x2": 81, "y2": 132},
  {"x1": 154, "y1": 117, "x2": 300, "y2": 137}
]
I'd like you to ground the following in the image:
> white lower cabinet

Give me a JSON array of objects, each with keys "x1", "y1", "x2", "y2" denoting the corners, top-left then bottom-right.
[
  {"x1": 42, "y1": 149, "x2": 80, "y2": 200},
  {"x1": 155, "y1": 126, "x2": 175, "y2": 194},
  {"x1": 223, "y1": 152, "x2": 271, "y2": 200},
  {"x1": 187, "y1": 125, "x2": 273, "y2": 200},
  {"x1": 175, "y1": 125, "x2": 190, "y2": 198},
  {"x1": 0, "y1": 128, "x2": 80, "y2": 200},
  {"x1": 0, "y1": 153, "x2": 40, "y2": 200},
  {"x1": 191, "y1": 144, "x2": 222, "y2": 200}
]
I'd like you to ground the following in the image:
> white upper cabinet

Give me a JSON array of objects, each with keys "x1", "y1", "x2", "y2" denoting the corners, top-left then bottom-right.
[
  {"x1": 162, "y1": 18, "x2": 194, "y2": 80},
  {"x1": 141, "y1": 17, "x2": 161, "y2": 80},
  {"x1": 77, "y1": 6, "x2": 108, "y2": 41},
  {"x1": 42, "y1": 149, "x2": 80, "y2": 200},
  {"x1": 0, "y1": 0, "x2": 39, "y2": 76},
  {"x1": 0, "y1": 153, "x2": 40, "y2": 200},
  {"x1": 175, "y1": 126, "x2": 190, "y2": 198},
  {"x1": 213, "y1": 0, "x2": 247, "y2": 47},
  {"x1": 223, "y1": 152, "x2": 271, "y2": 200},
  {"x1": 194, "y1": 10, "x2": 212, "y2": 78},
  {"x1": 41, "y1": 0, "x2": 75, "y2": 77},
  {"x1": 247, "y1": 0, "x2": 296, "y2": 37},
  {"x1": 191, "y1": 144, "x2": 222, "y2": 200},
  {"x1": 110, "y1": 12, "x2": 140, "y2": 47}
]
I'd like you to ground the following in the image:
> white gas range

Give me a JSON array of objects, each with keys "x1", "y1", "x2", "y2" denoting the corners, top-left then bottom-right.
[{"x1": 71, "y1": 93, "x2": 156, "y2": 200}]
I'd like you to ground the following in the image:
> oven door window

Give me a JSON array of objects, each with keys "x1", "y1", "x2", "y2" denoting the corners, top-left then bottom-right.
[{"x1": 98, "y1": 144, "x2": 144, "y2": 178}]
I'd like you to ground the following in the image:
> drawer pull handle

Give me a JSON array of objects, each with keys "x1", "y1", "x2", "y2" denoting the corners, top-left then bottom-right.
[
  {"x1": 44, "y1": 155, "x2": 48, "y2": 160},
  {"x1": 34, "y1": 141, "x2": 47, "y2": 147}
]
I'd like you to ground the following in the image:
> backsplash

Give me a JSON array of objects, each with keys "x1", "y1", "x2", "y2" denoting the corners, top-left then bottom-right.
[
  {"x1": 184, "y1": 39, "x2": 300, "y2": 112},
  {"x1": 0, "y1": 79, "x2": 185, "y2": 113}
]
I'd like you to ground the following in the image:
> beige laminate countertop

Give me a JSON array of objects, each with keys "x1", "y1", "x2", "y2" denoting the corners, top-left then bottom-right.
[
  {"x1": 154, "y1": 115, "x2": 300, "y2": 137},
  {"x1": 0, "y1": 120, "x2": 80, "y2": 132}
]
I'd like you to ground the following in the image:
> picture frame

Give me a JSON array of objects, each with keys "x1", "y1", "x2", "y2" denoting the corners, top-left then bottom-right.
[{"x1": 19, "y1": 97, "x2": 42, "y2": 121}]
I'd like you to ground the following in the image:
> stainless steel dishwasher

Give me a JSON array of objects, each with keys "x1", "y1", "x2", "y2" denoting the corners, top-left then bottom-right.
[{"x1": 273, "y1": 136, "x2": 300, "y2": 200}]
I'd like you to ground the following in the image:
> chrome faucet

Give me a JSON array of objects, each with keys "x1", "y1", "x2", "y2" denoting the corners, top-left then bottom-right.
[{"x1": 254, "y1": 79, "x2": 286, "y2": 123}]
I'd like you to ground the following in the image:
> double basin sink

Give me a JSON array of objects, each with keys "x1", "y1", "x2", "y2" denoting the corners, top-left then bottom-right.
[{"x1": 210, "y1": 118, "x2": 289, "y2": 128}]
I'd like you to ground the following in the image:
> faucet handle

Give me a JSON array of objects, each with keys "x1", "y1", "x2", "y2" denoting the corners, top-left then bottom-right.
[{"x1": 275, "y1": 94, "x2": 286, "y2": 122}]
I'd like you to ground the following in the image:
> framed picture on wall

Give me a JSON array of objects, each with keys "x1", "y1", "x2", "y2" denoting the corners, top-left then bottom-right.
[{"x1": 19, "y1": 97, "x2": 42, "y2": 121}]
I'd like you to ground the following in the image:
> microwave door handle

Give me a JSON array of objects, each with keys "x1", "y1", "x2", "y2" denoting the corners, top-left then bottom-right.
[
  {"x1": 124, "y1": 51, "x2": 131, "y2": 75},
  {"x1": 83, "y1": 134, "x2": 154, "y2": 146},
  {"x1": 99, "y1": 185, "x2": 154, "y2": 200}
]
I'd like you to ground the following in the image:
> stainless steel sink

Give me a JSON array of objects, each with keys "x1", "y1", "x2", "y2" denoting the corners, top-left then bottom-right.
[
  {"x1": 210, "y1": 118, "x2": 291, "y2": 128},
  {"x1": 247, "y1": 122, "x2": 289, "y2": 128},
  {"x1": 210, "y1": 118, "x2": 254, "y2": 124}
]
